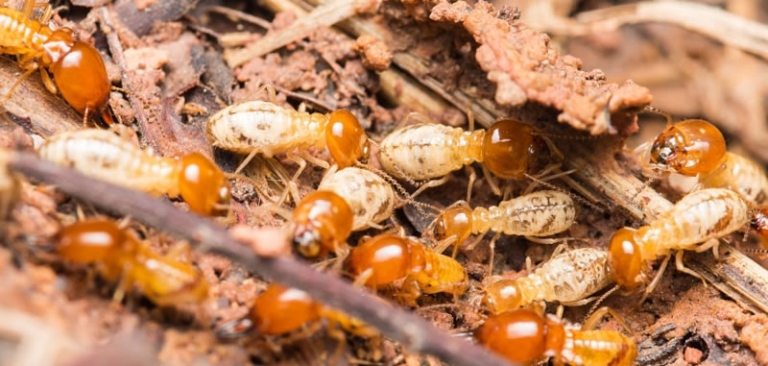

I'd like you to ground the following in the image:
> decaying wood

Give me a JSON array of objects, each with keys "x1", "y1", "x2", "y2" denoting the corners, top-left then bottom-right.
[
  {"x1": 6, "y1": 152, "x2": 517, "y2": 366},
  {"x1": 259, "y1": 0, "x2": 768, "y2": 315},
  {"x1": 0, "y1": 58, "x2": 80, "y2": 137}
]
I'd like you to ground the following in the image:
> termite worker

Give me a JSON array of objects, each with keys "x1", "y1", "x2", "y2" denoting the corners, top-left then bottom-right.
[
  {"x1": 38, "y1": 129, "x2": 231, "y2": 216},
  {"x1": 637, "y1": 116, "x2": 768, "y2": 204},
  {"x1": 346, "y1": 232, "x2": 467, "y2": 306},
  {"x1": 247, "y1": 283, "x2": 378, "y2": 338},
  {"x1": 206, "y1": 100, "x2": 370, "y2": 200},
  {"x1": 378, "y1": 118, "x2": 554, "y2": 199},
  {"x1": 56, "y1": 219, "x2": 209, "y2": 306},
  {"x1": 315, "y1": 166, "x2": 395, "y2": 231},
  {"x1": 425, "y1": 190, "x2": 576, "y2": 270},
  {"x1": 609, "y1": 188, "x2": 750, "y2": 297},
  {"x1": 0, "y1": 0, "x2": 112, "y2": 124},
  {"x1": 483, "y1": 247, "x2": 612, "y2": 314},
  {"x1": 476, "y1": 308, "x2": 637, "y2": 366}
]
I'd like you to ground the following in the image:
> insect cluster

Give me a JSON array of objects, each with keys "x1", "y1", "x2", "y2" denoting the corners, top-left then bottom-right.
[{"x1": 3, "y1": 1, "x2": 768, "y2": 365}]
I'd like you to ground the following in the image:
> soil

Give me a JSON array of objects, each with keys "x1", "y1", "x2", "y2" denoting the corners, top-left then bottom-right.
[{"x1": 1, "y1": 0, "x2": 768, "y2": 365}]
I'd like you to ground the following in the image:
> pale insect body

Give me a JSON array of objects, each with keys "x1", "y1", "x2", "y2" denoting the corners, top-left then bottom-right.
[
  {"x1": 38, "y1": 129, "x2": 231, "y2": 216},
  {"x1": 476, "y1": 190, "x2": 576, "y2": 237},
  {"x1": 698, "y1": 152, "x2": 768, "y2": 205},
  {"x1": 38, "y1": 130, "x2": 177, "y2": 196},
  {"x1": 483, "y1": 248, "x2": 611, "y2": 314},
  {"x1": 639, "y1": 188, "x2": 749, "y2": 257},
  {"x1": 609, "y1": 188, "x2": 750, "y2": 293},
  {"x1": 317, "y1": 167, "x2": 395, "y2": 231},
  {"x1": 429, "y1": 190, "x2": 577, "y2": 249},
  {"x1": 379, "y1": 123, "x2": 483, "y2": 180},
  {"x1": 206, "y1": 101, "x2": 325, "y2": 156}
]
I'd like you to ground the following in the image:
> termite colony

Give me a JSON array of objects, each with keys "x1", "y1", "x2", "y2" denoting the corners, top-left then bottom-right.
[{"x1": 3, "y1": 1, "x2": 768, "y2": 365}]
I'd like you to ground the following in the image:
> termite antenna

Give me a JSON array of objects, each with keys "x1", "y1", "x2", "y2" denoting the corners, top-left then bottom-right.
[
  {"x1": 641, "y1": 106, "x2": 673, "y2": 126},
  {"x1": 584, "y1": 285, "x2": 620, "y2": 323},
  {"x1": 356, "y1": 161, "x2": 439, "y2": 217},
  {"x1": 524, "y1": 172, "x2": 603, "y2": 213}
]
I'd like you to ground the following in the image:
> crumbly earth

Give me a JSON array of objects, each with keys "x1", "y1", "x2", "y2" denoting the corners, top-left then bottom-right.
[{"x1": 0, "y1": 0, "x2": 766, "y2": 365}]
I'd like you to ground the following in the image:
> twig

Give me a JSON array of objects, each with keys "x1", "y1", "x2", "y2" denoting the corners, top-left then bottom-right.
[
  {"x1": 98, "y1": 6, "x2": 151, "y2": 137},
  {"x1": 6, "y1": 151, "x2": 516, "y2": 366},
  {"x1": 224, "y1": 0, "x2": 374, "y2": 67},
  {"x1": 257, "y1": 0, "x2": 467, "y2": 126},
  {"x1": 555, "y1": 1, "x2": 768, "y2": 62},
  {"x1": 204, "y1": 5, "x2": 272, "y2": 30}
]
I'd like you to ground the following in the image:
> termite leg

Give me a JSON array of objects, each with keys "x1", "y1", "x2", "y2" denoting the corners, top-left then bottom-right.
[
  {"x1": 1, "y1": 65, "x2": 37, "y2": 104},
  {"x1": 583, "y1": 306, "x2": 631, "y2": 333},
  {"x1": 410, "y1": 175, "x2": 451, "y2": 199},
  {"x1": 397, "y1": 112, "x2": 432, "y2": 130},
  {"x1": 696, "y1": 238, "x2": 720, "y2": 258},
  {"x1": 640, "y1": 254, "x2": 671, "y2": 305},
  {"x1": 674, "y1": 250, "x2": 706, "y2": 285},
  {"x1": 464, "y1": 165, "x2": 477, "y2": 204},
  {"x1": 296, "y1": 150, "x2": 330, "y2": 170},
  {"x1": 585, "y1": 285, "x2": 620, "y2": 319},
  {"x1": 486, "y1": 232, "x2": 502, "y2": 276},
  {"x1": 325, "y1": 322, "x2": 348, "y2": 365},
  {"x1": 480, "y1": 164, "x2": 502, "y2": 196},
  {"x1": 166, "y1": 242, "x2": 193, "y2": 262}
]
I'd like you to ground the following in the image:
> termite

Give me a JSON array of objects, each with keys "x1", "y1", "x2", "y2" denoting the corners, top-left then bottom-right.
[
  {"x1": 37, "y1": 129, "x2": 231, "y2": 216},
  {"x1": 378, "y1": 117, "x2": 554, "y2": 199},
  {"x1": 246, "y1": 283, "x2": 378, "y2": 338},
  {"x1": 346, "y1": 232, "x2": 467, "y2": 306},
  {"x1": 206, "y1": 100, "x2": 370, "y2": 199},
  {"x1": 0, "y1": 0, "x2": 112, "y2": 125},
  {"x1": 425, "y1": 190, "x2": 576, "y2": 271},
  {"x1": 55, "y1": 219, "x2": 209, "y2": 306},
  {"x1": 483, "y1": 247, "x2": 612, "y2": 314},
  {"x1": 476, "y1": 308, "x2": 637, "y2": 366},
  {"x1": 289, "y1": 190, "x2": 354, "y2": 258},
  {"x1": 608, "y1": 188, "x2": 750, "y2": 297},
  {"x1": 316, "y1": 166, "x2": 395, "y2": 231},
  {"x1": 637, "y1": 116, "x2": 768, "y2": 204}
]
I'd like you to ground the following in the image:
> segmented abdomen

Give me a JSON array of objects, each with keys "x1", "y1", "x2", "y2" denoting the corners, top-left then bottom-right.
[
  {"x1": 651, "y1": 188, "x2": 749, "y2": 250},
  {"x1": 567, "y1": 330, "x2": 637, "y2": 366},
  {"x1": 38, "y1": 130, "x2": 176, "y2": 196},
  {"x1": 415, "y1": 250, "x2": 467, "y2": 295},
  {"x1": 473, "y1": 190, "x2": 576, "y2": 237},
  {"x1": 378, "y1": 124, "x2": 482, "y2": 180},
  {"x1": 0, "y1": 9, "x2": 49, "y2": 52},
  {"x1": 524, "y1": 248, "x2": 611, "y2": 304},
  {"x1": 317, "y1": 167, "x2": 395, "y2": 231},
  {"x1": 699, "y1": 152, "x2": 768, "y2": 205},
  {"x1": 205, "y1": 100, "x2": 324, "y2": 156}
]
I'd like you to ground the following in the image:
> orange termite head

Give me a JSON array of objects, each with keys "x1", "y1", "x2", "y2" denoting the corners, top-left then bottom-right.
[
  {"x1": 482, "y1": 119, "x2": 552, "y2": 180},
  {"x1": 44, "y1": 31, "x2": 112, "y2": 125},
  {"x1": 347, "y1": 234, "x2": 412, "y2": 287},
  {"x1": 249, "y1": 283, "x2": 321, "y2": 335},
  {"x1": 428, "y1": 204, "x2": 473, "y2": 245},
  {"x1": 649, "y1": 119, "x2": 726, "y2": 176},
  {"x1": 290, "y1": 191, "x2": 353, "y2": 258},
  {"x1": 475, "y1": 309, "x2": 564, "y2": 364},
  {"x1": 325, "y1": 109, "x2": 370, "y2": 169},
  {"x1": 56, "y1": 219, "x2": 124, "y2": 263},
  {"x1": 177, "y1": 153, "x2": 231, "y2": 216},
  {"x1": 608, "y1": 227, "x2": 647, "y2": 290},
  {"x1": 482, "y1": 279, "x2": 523, "y2": 314}
]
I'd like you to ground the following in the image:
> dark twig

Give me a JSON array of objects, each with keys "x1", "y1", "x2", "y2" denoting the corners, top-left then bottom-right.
[{"x1": 6, "y1": 151, "x2": 516, "y2": 366}]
